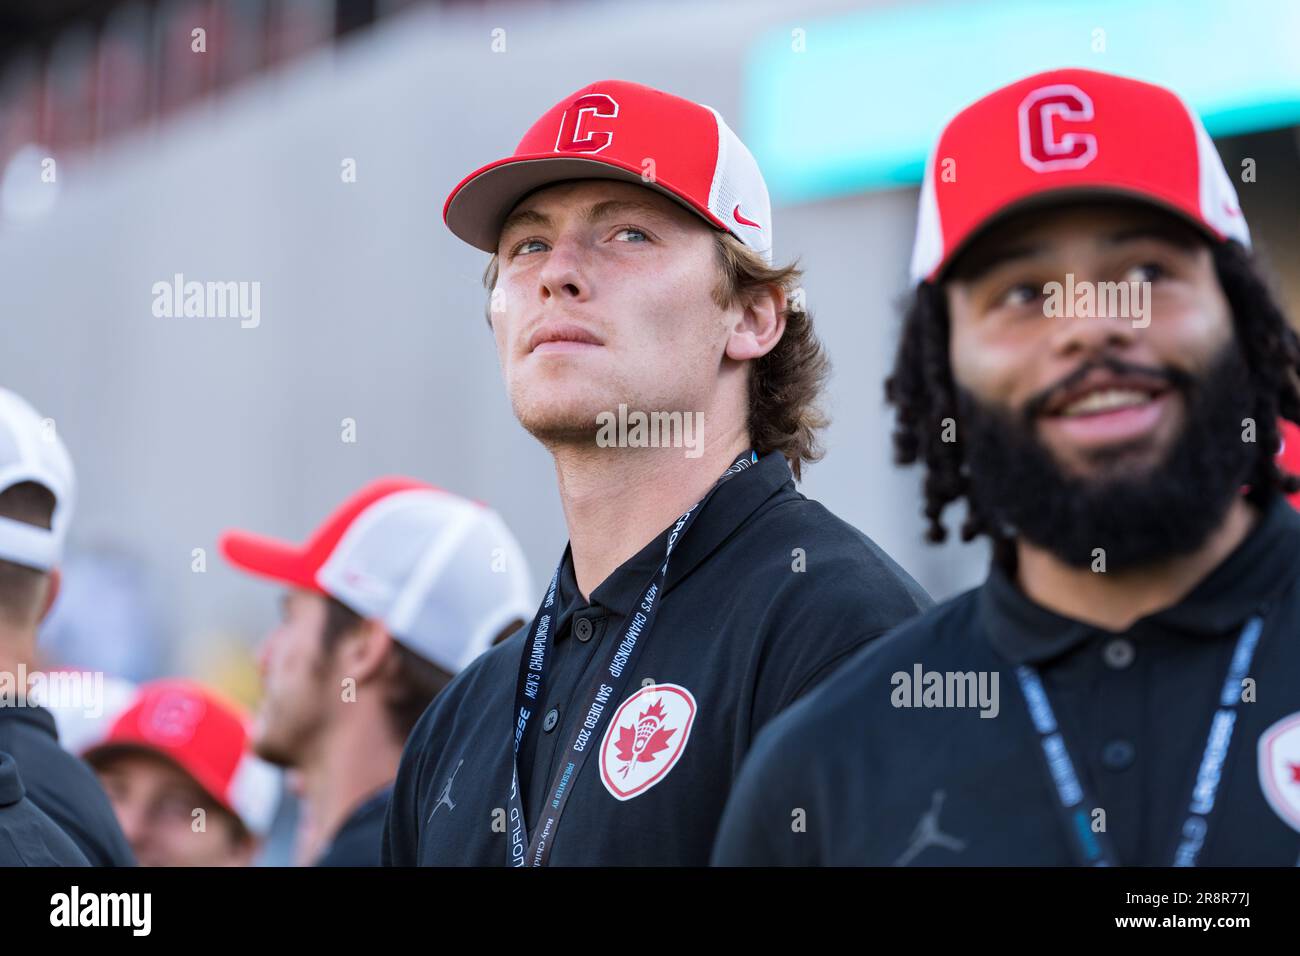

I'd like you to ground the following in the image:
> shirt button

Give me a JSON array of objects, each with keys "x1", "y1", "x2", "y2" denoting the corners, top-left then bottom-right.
[
  {"x1": 1102, "y1": 638, "x2": 1135, "y2": 670},
  {"x1": 1101, "y1": 739, "x2": 1135, "y2": 771},
  {"x1": 574, "y1": 617, "x2": 594, "y2": 642},
  {"x1": 543, "y1": 708, "x2": 559, "y2": 732}
]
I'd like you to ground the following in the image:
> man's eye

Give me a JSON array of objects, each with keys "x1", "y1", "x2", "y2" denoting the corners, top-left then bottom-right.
[
  {"x1": 158, "y1": 795, "x2": 195, "y2": 821},
  {"x1": 1124, "y1": 261, "x2": 1167, "y2": 283},
  {"x1": 510, "y1": 238, "x2": 548, "y2": 257},
  {"x1": 613, "y1": 227, "x2": 649, "y2": 243},
  {"x1": 999, "y1": 283, "x2": 1042, "y2": 308}
]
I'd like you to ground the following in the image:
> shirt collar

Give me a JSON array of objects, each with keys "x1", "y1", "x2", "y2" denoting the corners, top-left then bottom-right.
[
  {"x1": 552, "y1": 452, "x2": 794, "y2": 621},
  {"x1": 981, "y1": 493, "x2": 1300, "y2": 665}
]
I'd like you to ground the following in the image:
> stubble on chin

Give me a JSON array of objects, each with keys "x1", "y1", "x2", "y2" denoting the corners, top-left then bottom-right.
[
  {"x1": 251, "y1": 703, "x2": 313, "y2": 769},
  {"x1": 252, "y1": 729, "x2": 296, "y2": 769},
  {"x1": 513, "y1": 401, "x2": 603, "y2": 449},
  {"x1": 508, "y1": 369, "x2": 622, "y2": 451}
]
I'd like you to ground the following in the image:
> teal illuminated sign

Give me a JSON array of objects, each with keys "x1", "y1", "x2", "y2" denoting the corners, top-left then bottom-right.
[{"x1": 743, "y1": 0, "x2": 1300, "y2": 202}]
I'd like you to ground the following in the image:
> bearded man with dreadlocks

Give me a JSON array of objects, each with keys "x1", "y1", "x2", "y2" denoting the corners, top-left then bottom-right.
[{"x1": 711, "y1": 68, "x2": 1300, "y2": 867}]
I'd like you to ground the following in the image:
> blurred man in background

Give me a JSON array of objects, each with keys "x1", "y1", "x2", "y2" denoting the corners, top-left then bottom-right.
[
  {"x1": 84, "y1": 678, "x2": 280, "y2": 867},
  {"x1": 384, "y1": 79, "x2": 930, "y2": 867},
  {"x1": 221, "y1": 477, "x2": 532, "y2": 866},
  {"x1": 0, "y1": 387, "x2": 134, "y2": 866},
  {"x1": 714, "y1": 68, "x2": 1300, "y2": 866}
]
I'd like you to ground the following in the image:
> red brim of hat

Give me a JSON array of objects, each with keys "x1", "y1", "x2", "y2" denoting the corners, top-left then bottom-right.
[{"x1": 219, "y1": 529, "x2": 321, "y2": 593}]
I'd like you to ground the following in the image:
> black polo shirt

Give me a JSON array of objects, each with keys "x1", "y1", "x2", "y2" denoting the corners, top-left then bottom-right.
[
  {"x1": 713, "y1": 492, "x2": 1300, "y2": 866},
  {"x1": 0, "y1": 704, "x2": 135, "y2": 866},
  {"x1": 0, "y1": 750, "x2": 89, "y2": 865},
  {"x1": 314, "y1": 785, "x2": 392, "y2": 866},
  {"x1": 383, "y1": 452, "x2": 932, "y2": 865}
]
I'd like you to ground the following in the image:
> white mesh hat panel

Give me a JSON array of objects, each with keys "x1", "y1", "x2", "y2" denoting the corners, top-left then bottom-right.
[
  {"x1": 909, "y1": 143, "x2": 945, "y2": 285},
  {"x1": 1189, "y1": 108, "x2": 1251, "y2": 249},
  {"x1": 705, "y1": 106, "x2": 773, "y2": 262},
  {"x1": 389, "y1": 507, "x2": 534, "y2": 673},
  {"x1": 316, "y1": 488, "x2": 533, "y2": 674}
]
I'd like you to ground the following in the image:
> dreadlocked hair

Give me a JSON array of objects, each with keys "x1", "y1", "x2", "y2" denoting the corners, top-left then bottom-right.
[{"x1": 884, "y1": 240, "x2": 1300, "y2": 549}]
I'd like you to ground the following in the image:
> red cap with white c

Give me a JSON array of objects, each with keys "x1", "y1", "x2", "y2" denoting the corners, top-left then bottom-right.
[
  {"x1": 444, "y1": 79, "x2": 773, "y2": 262},
  {"x1": 910, "y1": 67, "x2": 1251, "y2": 285}
]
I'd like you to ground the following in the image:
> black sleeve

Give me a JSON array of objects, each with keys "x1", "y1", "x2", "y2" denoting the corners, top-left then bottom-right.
[
  {"x1": 380, "y1": 783, "x2": 408, "y2": 866},
  {"x1": 49, "y1": 797, "x2": 135, "y2": 867},
  {"x1": 741, "y1": 518, "x2": 930, "y2": 736},
  {"x1": 749, "y1": 566, "x2": 924, "y2": 736},
  {"x1": 711, "y1": 706, "x2": 818, "y2": 866},
  {"x1": 23, "y1": 748, "x2": 135, "y2": 866},
  {"x1": 2, "y1": 802, "x2": 92, "y2": 866}
]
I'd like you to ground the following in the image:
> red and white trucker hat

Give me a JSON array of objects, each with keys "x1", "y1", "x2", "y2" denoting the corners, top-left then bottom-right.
[
  {"x1": 83, "y1": 679, "x2": 281, "y2": 838},
  {"x1": 910, "y1": 68, "x2": 1251, "y2": 285},
  {"x1": 0, "y1": 388, "x2": 74, "y2": 572},
  {"x1": 219, "y1": 477, "x2": 534, "y2": 674},
  {"x1": 444, "y1": 79, "x2": 773, "y2": 262}
]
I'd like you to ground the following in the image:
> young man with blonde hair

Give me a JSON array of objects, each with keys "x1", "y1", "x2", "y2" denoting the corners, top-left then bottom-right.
[{"x1": 384, "y1": 80, "x2": 931, "y2": 866}]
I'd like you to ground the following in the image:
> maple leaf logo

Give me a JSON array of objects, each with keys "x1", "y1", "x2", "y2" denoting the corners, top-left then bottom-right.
[{"x1": 613, "y1": 697, "x2": 676, "y2": 778}]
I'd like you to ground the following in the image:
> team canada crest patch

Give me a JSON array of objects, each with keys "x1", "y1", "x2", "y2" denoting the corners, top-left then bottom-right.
[
  {"x1": 1258, "y1": 712, "x2": 1300, "y2": 833},
  {"x1": 599, "y1": 683, "x2": 696, "y2": 801}
]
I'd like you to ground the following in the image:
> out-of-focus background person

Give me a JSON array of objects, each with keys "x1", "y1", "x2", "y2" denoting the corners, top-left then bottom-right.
[
  {"x1": 219, "y1": 477, "x2": 532, "y2": 865},
  {"x1": 82, "y1": 678, "x2": 280, "y2": 866},
  {"x1": 0, "y1": 387, "x2": 134, "y2": 865}
]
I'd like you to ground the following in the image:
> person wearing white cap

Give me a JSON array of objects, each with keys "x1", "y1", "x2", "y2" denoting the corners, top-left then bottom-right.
[
  {"x1": 0, "y1": 387, "x2": 135, "y2": 866},
  {"x1": 219, "y1": 476, "x2": 532, "y2": 866}
]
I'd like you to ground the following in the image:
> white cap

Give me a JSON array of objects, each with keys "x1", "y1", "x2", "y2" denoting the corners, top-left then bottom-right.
[
  {"x1": 0, "y1": 388, "x2": 75, "y2": 571},
  {"x1": 220, "y1": 477, "x2": 534, "y2": 673}
]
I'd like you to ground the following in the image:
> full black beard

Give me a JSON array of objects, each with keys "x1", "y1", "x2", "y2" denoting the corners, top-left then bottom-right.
[{"x1": 958, "y1": 345, "x2": 1258, "y2": 571}]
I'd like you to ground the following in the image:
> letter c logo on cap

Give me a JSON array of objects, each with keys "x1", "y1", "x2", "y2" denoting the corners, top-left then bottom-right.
[
  {"x1": 555, "y1": 93, "x2": 620, "y2": 155},
  {"x1": 1018, "y1": 84, "x2": 1098, "y2": 172}
]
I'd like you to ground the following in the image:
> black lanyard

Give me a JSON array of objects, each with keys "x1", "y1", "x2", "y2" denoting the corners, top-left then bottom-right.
[
  {"x1": 506, "y1": 451, "x2": 759, "y2": 867},
  {"x1": 1015, "y1": 612, "x2": 1265, "y2": 866}
]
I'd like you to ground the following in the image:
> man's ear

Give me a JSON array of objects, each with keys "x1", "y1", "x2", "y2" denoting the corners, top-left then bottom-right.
[
  {"x1": 38, "y1": 566, "x2": 61, "y2": 623},
  {"x1": 724, "y1": 284, "x2": 787, "y2": 362},
  {"x1": 338, "y1": 618, "x2": 393, "y2": 685}
]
